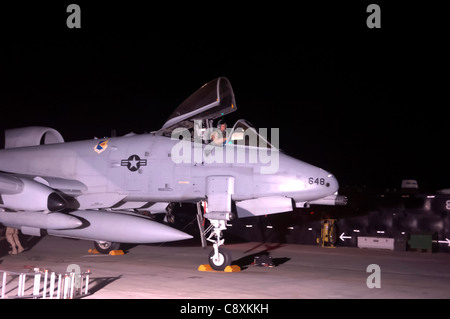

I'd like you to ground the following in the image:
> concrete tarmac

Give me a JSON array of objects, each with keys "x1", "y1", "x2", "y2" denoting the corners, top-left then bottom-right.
[{"x1": 1, "y1": 235, "x2": 450, "y2": 299}]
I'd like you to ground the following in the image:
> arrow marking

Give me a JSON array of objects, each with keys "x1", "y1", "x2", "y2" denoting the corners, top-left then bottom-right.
[{"x1": 340, "y1": 232, "x2": 352, "y2": 241}]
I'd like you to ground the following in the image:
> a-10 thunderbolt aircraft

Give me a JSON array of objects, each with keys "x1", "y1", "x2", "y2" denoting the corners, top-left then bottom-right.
[{"x1": 0, "y1": 77, "x2": 346, "y2": 270}]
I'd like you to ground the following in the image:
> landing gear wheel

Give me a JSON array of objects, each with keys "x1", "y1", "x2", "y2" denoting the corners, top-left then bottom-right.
[
  {"x1": 208, "y1": 247, "x2": 232, "y2": 271},
  {"x1": 94, "y1": 241, "x2": 121, "y2": 254}
]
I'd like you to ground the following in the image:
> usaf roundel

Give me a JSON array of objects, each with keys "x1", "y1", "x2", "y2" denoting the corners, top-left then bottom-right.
[{"x1": 121, "y1": 154, "x2": 147, "y2": 172}]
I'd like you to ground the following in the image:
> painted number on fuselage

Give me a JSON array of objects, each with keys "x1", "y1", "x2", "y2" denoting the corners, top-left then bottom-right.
[{"x1": 308, "y1": 177, "x2": 325, "y2": 185}]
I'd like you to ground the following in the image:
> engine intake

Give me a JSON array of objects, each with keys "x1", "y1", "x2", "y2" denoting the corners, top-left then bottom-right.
[{"x1": 3, "y1": 126, "x2": 64, "y2": 149}]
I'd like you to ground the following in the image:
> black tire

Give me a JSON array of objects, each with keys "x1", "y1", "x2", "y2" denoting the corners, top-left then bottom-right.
[
  {"x1": 208, "y1": 247, "x2": 232, "y2": 271},
  {"x1": 94, "y1": 241, "x2": 121, "y2": 254}
]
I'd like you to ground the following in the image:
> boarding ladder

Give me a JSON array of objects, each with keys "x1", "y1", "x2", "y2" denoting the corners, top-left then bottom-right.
[{"x1": 1, "y1": 266, "x2": 91, "y2": 299}]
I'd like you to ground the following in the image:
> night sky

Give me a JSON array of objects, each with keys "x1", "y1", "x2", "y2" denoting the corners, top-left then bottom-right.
[{"x1": 0, "y1": 2, "x2": 447, "y2": 191}]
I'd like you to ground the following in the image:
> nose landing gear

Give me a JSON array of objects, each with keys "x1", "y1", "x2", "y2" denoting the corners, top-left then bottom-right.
[
  {"x1": 205, "y1": 218, "x2": 231, "y2": 271},
  {"x1": 209, "y1": 247, "x2": 232, "y2": 271},
  {"x1": 196, "y1": 200, "x2": 233, "y2": 271},
  {"x1": 197, "y1": 176, "x2": 236, "y2": 271}
]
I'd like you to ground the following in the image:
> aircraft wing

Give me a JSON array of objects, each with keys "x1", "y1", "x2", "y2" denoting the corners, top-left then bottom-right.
[
  {"x1": 0, "y1": 172, "x2": 169, "y2": 213},
  {"x1": 156, "y1": 77, "x2": 237, "y2": 135},
  {"x1": 0, "y1": 173, "x2": 87, "y2": 212},
  {"x1": 0, "y1": 171, "x2": 191, "y2": 242}
]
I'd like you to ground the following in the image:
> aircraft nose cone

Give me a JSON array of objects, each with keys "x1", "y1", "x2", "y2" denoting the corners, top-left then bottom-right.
[{"x1": 325, "y1": 171, "x2": 339, "y2": 193}]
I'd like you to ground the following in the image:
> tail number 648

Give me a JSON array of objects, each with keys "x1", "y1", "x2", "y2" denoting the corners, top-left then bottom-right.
[{"x1": 309, "y1": 177, "x2": 325, "y2": 185}]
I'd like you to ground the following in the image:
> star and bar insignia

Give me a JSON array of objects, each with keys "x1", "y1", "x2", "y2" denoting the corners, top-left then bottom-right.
[{"x1": 121, "y1": 154, "x2": 147, "y2": 172}]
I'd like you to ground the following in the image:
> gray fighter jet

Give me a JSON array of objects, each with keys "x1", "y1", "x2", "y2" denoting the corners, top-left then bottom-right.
[{"x1": 0, "y1": 77, "x2": 346, "y2": 270}]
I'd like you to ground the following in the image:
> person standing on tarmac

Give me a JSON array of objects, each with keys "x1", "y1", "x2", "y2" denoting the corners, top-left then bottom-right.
[{"x1": 6, "y1": 227, "x2": 24, "y2": 254}]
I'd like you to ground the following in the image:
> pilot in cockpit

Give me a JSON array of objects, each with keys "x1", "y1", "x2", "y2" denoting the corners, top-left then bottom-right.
[{"x1": 210, "y1": 119, "x2": 227, "y2": 145}]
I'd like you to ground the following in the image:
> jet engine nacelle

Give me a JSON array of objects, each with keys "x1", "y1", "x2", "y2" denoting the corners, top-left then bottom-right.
[{"x1": 2, "y1": 126, "x2": 64, "y2": 149}]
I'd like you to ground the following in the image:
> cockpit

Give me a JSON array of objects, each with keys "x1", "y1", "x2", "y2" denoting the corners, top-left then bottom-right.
[
  {"x1": 156, "y1": 77, "x2": 275, "y2": 149},
  {"x1": 223, "y1": 119, "x2": 273, "y2": 149}
]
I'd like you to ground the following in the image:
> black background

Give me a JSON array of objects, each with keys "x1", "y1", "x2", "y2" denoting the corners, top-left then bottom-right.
[{"x1": 0, "y1": 1, "x2": 447, "y2": 191}]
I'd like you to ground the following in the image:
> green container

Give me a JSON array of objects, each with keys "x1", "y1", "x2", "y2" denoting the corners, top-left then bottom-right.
[{"x1": 408, "y1": 234, "x2": 432, "y2": 252}]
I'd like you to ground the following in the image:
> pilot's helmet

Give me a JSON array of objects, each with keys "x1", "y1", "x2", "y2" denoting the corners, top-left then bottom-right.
[{"x1": 217, "y1": 119, "x2": 227, "y2": 129}]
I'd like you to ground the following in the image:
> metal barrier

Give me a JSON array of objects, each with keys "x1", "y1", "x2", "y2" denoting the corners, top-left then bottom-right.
[{"x1": 1, "y1": 266, "x2": 91, "y2": 299}]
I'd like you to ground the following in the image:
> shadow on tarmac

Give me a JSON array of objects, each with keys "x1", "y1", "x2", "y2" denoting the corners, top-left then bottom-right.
[
  {"x1": 84, "y1": 275, "x2": 122, "y2": 297},
  {"x1": 232, "y1": 243, "x2": 290, "y2": 270}
]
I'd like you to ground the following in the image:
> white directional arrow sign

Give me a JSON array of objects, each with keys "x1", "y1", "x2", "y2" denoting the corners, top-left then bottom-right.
[
  {"x1": 339, "y1": 232, "x2": 352, "y2": 241},
  {"x1": 432, "y1": 238, "x2": 450, "y2": 246}
]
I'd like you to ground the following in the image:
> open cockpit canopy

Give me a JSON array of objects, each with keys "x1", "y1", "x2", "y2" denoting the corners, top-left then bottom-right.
[
  {"x1": 157, "y1": 77, "x2": 276, "y2": 149},
  {"x1": 158, "y1": 77, "x2": 237, "y2": 135}
]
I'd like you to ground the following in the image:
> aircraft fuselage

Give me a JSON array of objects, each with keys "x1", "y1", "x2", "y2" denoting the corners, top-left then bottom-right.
[{"x1": 0, "y1": 133, "x2": 339, "y2": 212}]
